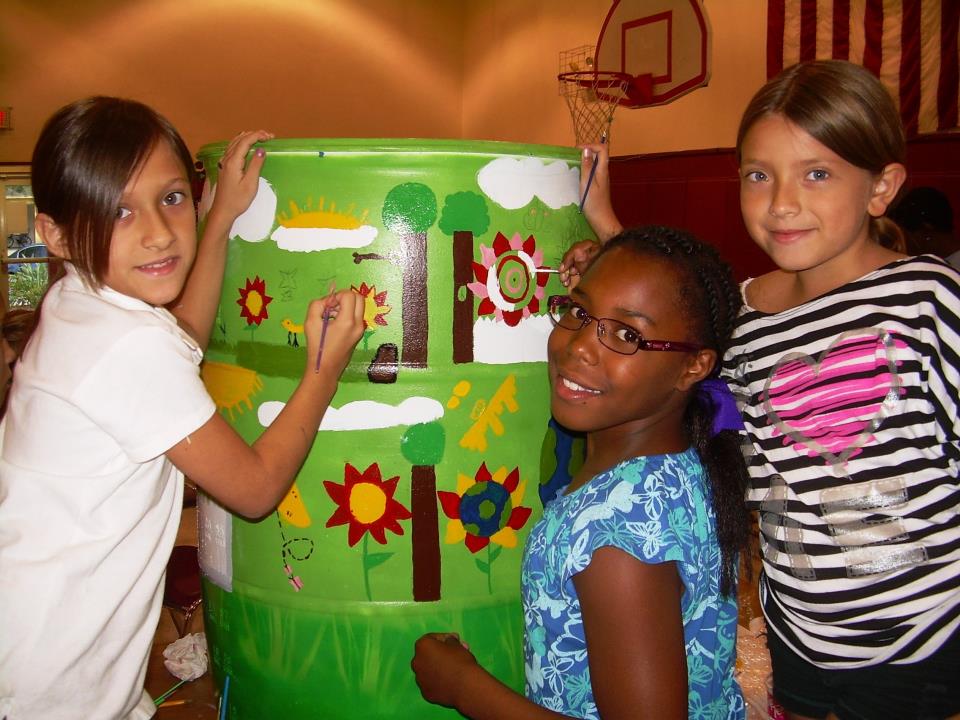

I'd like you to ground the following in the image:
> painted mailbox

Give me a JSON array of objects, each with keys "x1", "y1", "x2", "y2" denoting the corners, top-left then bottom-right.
[{"x1": 195, "y1": 139, "x2": 591, "y2": 718}]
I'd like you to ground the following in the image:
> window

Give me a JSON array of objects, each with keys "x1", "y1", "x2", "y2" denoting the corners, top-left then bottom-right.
[{"x1": 1, "y1": 165, "x2": 52, "y2": 309}]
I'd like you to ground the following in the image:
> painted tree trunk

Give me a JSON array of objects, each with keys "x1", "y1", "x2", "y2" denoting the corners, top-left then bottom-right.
[
  {"x1": 401, "y1": 231, "x2": 428, "y2": 368},
  {"x1": 411, "y1": 464, "x2": 441, "y2": 601},
  {"x1": 452, "y1": 230, "x2": 474, "y2": 364}
]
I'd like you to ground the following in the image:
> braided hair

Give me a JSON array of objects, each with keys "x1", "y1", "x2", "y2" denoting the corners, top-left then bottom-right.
[{"x1": 595, "y1": 225, "x2": 750, "y2": 596}]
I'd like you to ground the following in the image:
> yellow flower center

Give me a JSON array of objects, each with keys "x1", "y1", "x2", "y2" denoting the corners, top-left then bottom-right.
[
  {"x1": 349, "y1": 482, "x2": 387, "y2": 524},
  {"x1": 245, "y1": 290, "x2": 263, "y2": 316}
]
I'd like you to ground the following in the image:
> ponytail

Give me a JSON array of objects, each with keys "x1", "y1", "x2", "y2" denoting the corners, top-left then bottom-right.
[{"x1": 685, "y1": 392, "x2": 750, "y2": 596}]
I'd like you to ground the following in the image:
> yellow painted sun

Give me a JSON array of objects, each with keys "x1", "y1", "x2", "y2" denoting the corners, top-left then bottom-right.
[
  {"x1": 201, "y1": 361, "x2": 264, "y2": 421},
  {"x1": 277, "y1": 197, "x2": 369, "y2": 229}
]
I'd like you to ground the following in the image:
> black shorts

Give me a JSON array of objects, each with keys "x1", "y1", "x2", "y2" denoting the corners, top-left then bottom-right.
[{"x1": 766, "y1": 625, "x2": 960, "y2": 720}]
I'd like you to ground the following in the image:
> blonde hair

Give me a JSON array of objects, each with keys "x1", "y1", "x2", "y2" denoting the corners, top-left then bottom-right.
[{"x1": 736, "y1": 60, "x2": 906, "y2": 250}]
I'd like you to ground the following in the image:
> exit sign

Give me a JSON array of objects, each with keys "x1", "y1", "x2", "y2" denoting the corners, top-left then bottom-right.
[{"x1": 0, "y1": 108, "x2": 11, "y2": 130}]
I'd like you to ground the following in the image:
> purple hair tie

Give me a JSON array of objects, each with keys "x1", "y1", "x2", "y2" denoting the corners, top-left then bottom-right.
[{"x1": 699, "y1": 378, "x2": 744, "y2": 436}]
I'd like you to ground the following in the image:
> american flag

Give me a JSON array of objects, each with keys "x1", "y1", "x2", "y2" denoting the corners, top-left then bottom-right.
[{"x1": 767, "y1": 0, "x2": 959, "y2": 136}]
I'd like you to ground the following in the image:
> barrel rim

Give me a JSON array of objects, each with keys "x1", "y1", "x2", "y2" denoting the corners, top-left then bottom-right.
[{"x1": 196, "y1": 137, "x2": 581, "y2": 161}]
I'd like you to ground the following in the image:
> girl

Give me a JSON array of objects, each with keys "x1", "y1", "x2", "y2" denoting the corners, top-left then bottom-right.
[
  {"x1": 412, "y1": 225, "x2": 751, "y2": 719},
  {"x1": 567, "y1": 60, "x2": 960, "y2": 720},
  {"x1": 0, "y1": 97, "x2": 365, "y2": 719}
]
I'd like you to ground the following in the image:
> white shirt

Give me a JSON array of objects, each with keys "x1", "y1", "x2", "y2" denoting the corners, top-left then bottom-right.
[{"x1": 0, "y1": 265, "x2": 215, "y2": 719}]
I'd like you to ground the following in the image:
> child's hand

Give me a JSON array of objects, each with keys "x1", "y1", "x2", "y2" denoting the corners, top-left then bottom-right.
[
  {"x1": 578, "y1": 142, "x2": 623, "y2": 243},
  {"x1": 208, "y1": 129, "x2": 275, "y2": 224},
  {"x1": 304, "y1": 288, "x2": 365, "y2": 376},
  {"x1": 558, "y1": 239, "x2": 601, "y2": 289},
  {"x1": 411, "y1": 633, "x2": 477, "y2": 708}
]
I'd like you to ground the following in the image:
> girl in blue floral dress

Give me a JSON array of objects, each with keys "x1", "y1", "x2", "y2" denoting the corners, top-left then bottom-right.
[{"x1": 412, "y1": 225, "x2": 750, "y2": 719}]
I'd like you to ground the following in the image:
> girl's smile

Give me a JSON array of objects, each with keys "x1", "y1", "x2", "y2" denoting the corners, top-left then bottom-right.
[{"x1": 556, "y1": 374, "x2": 601, "y2": 399}]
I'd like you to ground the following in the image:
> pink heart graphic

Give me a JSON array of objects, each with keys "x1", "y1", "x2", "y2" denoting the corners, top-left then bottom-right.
[{"x1": 761, "y1": 329, "x2": 904, "y2": 467}]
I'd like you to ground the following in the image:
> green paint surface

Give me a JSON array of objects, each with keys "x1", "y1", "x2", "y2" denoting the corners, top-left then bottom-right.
[{"x1": 196, "y1": 138, "x2": 594, "y2": 719}]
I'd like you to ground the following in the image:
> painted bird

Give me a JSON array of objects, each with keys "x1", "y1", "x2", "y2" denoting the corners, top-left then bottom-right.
[{"x1": 281, "y1": 318, "x2": 303, "y2": 347}]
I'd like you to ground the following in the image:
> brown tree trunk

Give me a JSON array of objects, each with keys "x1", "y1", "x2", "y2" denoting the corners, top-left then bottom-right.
[
  {"x1": 452, "y1": 230, "x2": 474, "y2": 364},
  {"x1": 401, "y1": 232, "x2": 428, "y2": 368},
  {"x1": 411, "y1": 464, "x2": 441, "y2": 601}
]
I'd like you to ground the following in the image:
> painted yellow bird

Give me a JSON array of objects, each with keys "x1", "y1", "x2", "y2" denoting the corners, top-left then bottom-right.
[{"x1": 281, "y1": 318, "x2": 303, "y2": 347}]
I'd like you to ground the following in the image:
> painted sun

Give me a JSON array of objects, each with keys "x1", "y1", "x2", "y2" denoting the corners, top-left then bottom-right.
[{"x1": 277, "y1": 197, "x2": 369, "y2": 229}]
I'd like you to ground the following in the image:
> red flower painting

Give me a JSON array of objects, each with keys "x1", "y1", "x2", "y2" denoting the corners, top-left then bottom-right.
[
  {"x1": 236, "y1": 276, "x2": 273, "y2": 326},
  {"x1": 324, "y1": 462, "x2": 412, "y2": 547}
]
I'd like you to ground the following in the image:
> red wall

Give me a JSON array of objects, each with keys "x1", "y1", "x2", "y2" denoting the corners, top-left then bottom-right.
[{"x1": 609, "y1": 133, "x2": 960, "y2": 281}]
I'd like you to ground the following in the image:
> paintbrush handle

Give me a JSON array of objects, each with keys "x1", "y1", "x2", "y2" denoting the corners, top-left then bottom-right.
[
  {"x1": 579, "y1": 154, "x2": 599, "y2": 213},
  {"x1": 314, "y1": 310, "x2": 332, "y2": 373}
]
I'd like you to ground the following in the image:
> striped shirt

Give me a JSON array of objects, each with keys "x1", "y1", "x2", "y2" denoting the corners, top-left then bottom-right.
[{"x1": 722, "y1": 255, "x2": 960, "y2": 668}]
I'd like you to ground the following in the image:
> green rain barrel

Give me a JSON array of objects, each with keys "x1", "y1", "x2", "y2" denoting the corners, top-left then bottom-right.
[{"x1": 194, "y1": 139, "x2": 592, "y2": 719}]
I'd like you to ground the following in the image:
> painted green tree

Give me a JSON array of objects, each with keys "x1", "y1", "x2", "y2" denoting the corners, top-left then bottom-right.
[
  {"x1": 382, "y1": 183, "x2": 437, "y2": 368},
  {"x1": 400, "y1": 421, "x2": 446, "y2": 601},
  {"x1": 439, "y1": 191, "x2": 490, "y2": 364}
]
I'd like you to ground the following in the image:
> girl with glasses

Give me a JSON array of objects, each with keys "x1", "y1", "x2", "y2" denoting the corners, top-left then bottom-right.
[{"x1": 412, "y1": 225, "x2": 751, "y2": 719}]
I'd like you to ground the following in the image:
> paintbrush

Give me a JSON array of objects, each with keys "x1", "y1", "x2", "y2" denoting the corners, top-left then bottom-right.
[
  {"x1": 314, "y1": 281, "x2": 337, "y2": 373},
  {"x1": 579, "y1": 133, "x2": 606, "y2": 213}
]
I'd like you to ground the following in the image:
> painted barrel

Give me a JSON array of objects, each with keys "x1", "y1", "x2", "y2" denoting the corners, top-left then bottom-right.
[{"x1": 195, "y1": 139, "x2": 591, "y2": 719}]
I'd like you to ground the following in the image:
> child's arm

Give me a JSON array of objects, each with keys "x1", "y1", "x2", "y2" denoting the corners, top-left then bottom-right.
[
  {"x1": 165, "y1": 288, "x2": 365, "y2": 518},
  {"x1": 411, "y1": 635, "x2": 569, "y2": 720},
  {"x1": 172, "y1": 130, "x2": 274, "y2": 350},
  {"x1": 411, "y1": 547, "x2": 685, "y2": 720},
  {"x1": 559, "y1": 143, "x2": 623, "y2": 289},
  {"x1": 579, "y1": 142, "x2": 622, "y2": 242},
  {"x1": 574, "y1": 547, "x2": 687, "y2": 719}
]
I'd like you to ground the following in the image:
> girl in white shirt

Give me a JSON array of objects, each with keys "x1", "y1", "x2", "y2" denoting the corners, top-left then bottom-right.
[{"x1": 0, "y1": 96, "x2": 364, "y2": 719}]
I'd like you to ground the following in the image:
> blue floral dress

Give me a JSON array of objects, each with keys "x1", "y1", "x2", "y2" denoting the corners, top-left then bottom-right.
[{"x1": 521, "y1": 448, "x2": 745, "y2": 719}]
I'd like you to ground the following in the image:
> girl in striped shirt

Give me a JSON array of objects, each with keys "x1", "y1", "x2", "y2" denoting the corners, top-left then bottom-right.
[{"x1": 565, "y1": 60, "x2": 960, "y2": 720}]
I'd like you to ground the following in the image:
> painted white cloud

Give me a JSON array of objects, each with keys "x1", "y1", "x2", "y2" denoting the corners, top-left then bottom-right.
[
  {"x1": 258, "y1": 396, "x2": 444, "y2": 431},
  {"x1": 473, "y1": 314, "x2": 552, "y2": 364},
  {"x1": 270, "y1": 225, "x2": 378, "y2": 252},
  {"x1": 229, "y1": 177, "x2": 277, "y2": 241},
  {"x1": 476, "y1": 157, "x2": 579, "y2": 210}
]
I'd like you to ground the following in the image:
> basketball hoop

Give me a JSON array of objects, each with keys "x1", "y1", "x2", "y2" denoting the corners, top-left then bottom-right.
[{"x1": 558, "y1": 46, "x2": 631, "y2": 146}]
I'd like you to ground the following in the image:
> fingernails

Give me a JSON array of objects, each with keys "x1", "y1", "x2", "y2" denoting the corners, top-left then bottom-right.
[{"x1": 255, "y1": 148, "x2": 265, "y2": 157}]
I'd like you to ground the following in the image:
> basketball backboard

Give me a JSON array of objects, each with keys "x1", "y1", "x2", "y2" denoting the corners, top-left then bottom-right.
[{"x1": 595, "y1": 0, "x2": 711, "y2": 108}]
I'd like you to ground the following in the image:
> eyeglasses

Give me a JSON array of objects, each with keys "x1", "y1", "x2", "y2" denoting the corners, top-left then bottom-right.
[{"x1": 546, "y1": 295, "x2": 703, "y2": 355}]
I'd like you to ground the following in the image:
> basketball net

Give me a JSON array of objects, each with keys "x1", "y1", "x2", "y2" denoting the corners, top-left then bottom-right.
[{"x1": 558, "y1": 45, "x2": 631, "y2": 146}]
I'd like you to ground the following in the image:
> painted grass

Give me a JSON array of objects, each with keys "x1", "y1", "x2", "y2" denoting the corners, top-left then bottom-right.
[{"x1": 204, "y1": 582, "x2": 524, "y2": 719}]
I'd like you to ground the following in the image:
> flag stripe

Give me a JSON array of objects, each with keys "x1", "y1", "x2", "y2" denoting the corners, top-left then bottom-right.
[
  {"x1": 767, "y1": 0, "x2": 960, "y2": 136},
  {"x1": 940, "y1": 1, "x2": 959, "y2": 130},
  {"x1": 900, "y1": 0, "x2": 922, "y2": 136},
  {"x1": 833, "y1": 0, "x2": 851, "y2": 59},
  {"x1": 863, "y1": 0, "x2": 884, "y2": 75},
  {"x1": 768, "y1": 0, "x2": 786, "y2": 79},
  {"x1": 801, "y1": 0, "x2": 819, "y2": 61}
]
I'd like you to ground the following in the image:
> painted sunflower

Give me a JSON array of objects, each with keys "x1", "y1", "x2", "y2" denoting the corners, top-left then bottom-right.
[
  {"x1": 236, "y1": 275, "x2": 273, "y2": 326},
  {"x1": 324, "y1": 462, "x2": 411, "y2": 547}
]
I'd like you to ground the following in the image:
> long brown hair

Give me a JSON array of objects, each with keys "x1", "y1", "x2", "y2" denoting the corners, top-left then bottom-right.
[{"x1": 736, "y1": 60, "x2": 906, "y2": 251}]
